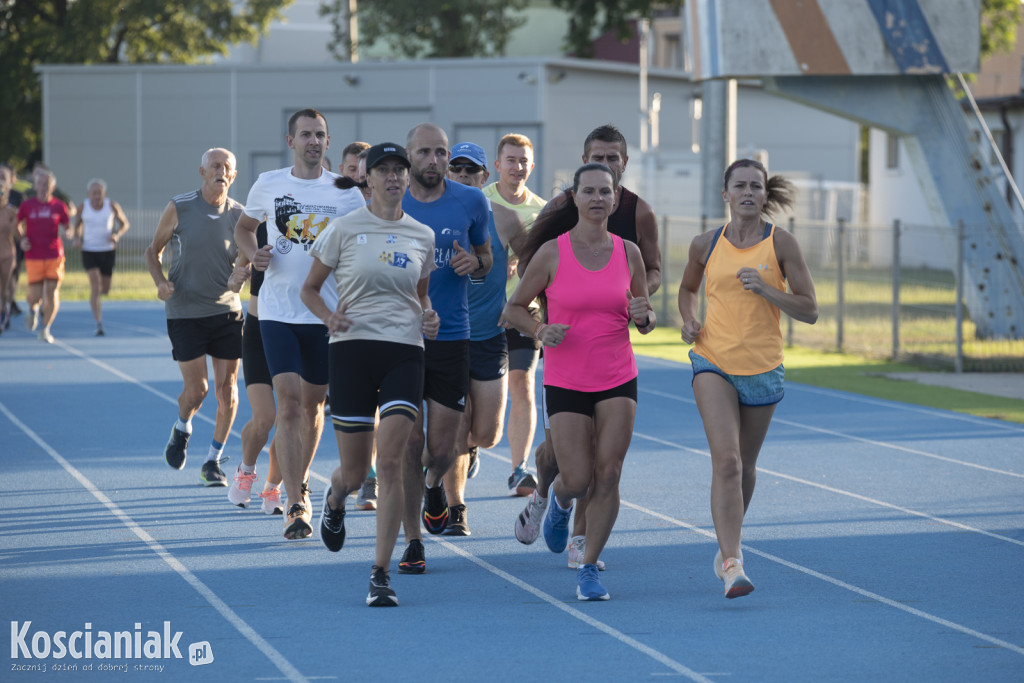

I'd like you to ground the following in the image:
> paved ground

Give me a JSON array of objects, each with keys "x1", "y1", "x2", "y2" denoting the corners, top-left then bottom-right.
[{"x1": 881, "y1": 372, "x2": 1024, "y2": 401}]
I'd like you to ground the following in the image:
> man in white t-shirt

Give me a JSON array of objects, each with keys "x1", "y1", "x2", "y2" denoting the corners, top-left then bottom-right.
[{"x1": 234, "y1": 107, "x2": 364, "y2": 540}]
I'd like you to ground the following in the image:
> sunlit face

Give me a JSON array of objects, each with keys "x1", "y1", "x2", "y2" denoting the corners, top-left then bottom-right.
[
  {"x1": 34, "y1": 171, "x2": 55, "y2": 200},
  {"x1": 572, "y1": 168, "x2": 616, "y2": 222},
  {"x1": 200, "y1": 150, "x2": 237, "y2": 193},
  {"x1": 288, "y1": 115, "x2": 329, "y2": 170},
  {"x1": 722, "y1": 165, "x2": 767, "y2": 218},
  {"x1": 583, "y1": 140, "x2": 627, "y2": 184},
  {"x1": 447, "y1": 158, "x2": 488, "y2": 189},
  {"x1": 87, "y1": 183, "x2": 106, "y2": 209},
  {"x1": 407, "y1": 127, "x2": 449, "y2": 190},
  {"x1": 495, "y1": 144, "x2": 533, "y2": 188},
  {"x1": 340, "y1": 152, "x2": 361, "y2": 180},
  {"x1": 367, "y1": 159, "x2": 409, "y2": 206}
]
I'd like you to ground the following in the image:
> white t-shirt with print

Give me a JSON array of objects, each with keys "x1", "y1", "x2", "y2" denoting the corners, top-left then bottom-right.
[
  {"x1": 242, "y1": 167, "x2": 364, "y2": 324},
  {"x1": 310, "y1": 205, "x2": 436, "y2": 347}
]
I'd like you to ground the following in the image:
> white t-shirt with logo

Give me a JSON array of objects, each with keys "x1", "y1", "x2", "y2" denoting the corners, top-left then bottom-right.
[
  {"x1": 310, "y1": 205, "x2": 436, "y2": 347},
  {"x1": 242, "y1": 167, "x2": 364, "y2": 324}
]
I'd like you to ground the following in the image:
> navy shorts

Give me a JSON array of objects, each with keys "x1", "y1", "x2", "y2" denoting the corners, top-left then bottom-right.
[
  {"x1": 259, "y1": 319, "x2": 329, "y2": 385},
  {"x1": 689, "y1": 350, "x2": 785, "y2": 406},
  {"x1": 241, "y1": 312, "x2": 271, "y2": 387},
  {"x1": 469, "y1": 332, "x2": 508, "y2": 382}
]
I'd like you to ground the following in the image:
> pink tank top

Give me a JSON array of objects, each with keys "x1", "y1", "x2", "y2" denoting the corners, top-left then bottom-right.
[{"x1": 543, "y1": 232, "x2": 637, "y2": 391}]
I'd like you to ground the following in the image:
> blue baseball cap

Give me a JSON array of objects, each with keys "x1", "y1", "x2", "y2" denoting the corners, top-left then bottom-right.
[{"x1": 450, "y1": 142, "x2": 487, "y2": 167}]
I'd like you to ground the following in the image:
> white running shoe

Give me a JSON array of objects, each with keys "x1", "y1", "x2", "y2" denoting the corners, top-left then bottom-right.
[
  {"x1": 514, "y1": 489, "x2": 548, "y2": 545},
  {"x1": 714, "y1": 548, "x2": 744, "y2": 581},
  {"x1": 228, "y1": 466, "x2": 258, "y2": 507},
  {"x1": 259, "y1": 486, "x2": 284, "y2": 515},
  {"x1": 567, "y1": 535, "x2": 606, "y2": 571},
  {"x1": 722, "y1": 557, "x2": 754, "y2": 599}
]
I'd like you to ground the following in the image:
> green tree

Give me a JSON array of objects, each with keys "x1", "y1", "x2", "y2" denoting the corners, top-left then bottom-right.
[
  {"x1": 319, "y1": 0, "x2": 529, "y2": 59},
  {"x1": 981, "y1": 0, "x2": 1021, "y2": 60},
  {"x1": 552, "y1": 0, "x2": 682, "y2": 58},
  {"x1": 0, "y1": 0, "x2": 291, "y2": 170}
]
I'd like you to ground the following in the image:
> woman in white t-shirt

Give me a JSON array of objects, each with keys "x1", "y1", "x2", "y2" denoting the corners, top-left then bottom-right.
[{"x1": 301, "y1": 143, "x2": 439, "y2": 607}]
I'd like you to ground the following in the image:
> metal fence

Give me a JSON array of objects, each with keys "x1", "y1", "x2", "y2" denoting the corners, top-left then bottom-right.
[{"x1": 54, "y1": 209, "x2": 1023, "y2": 371}]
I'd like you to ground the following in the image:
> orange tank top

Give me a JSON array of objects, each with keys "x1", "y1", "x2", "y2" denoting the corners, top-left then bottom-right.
[{"x1": 694, "y1": 222, "x2": 785, "y2": 375}]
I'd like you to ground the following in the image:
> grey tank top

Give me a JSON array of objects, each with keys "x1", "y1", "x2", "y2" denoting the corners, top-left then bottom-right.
[{"x1": 165, "y1": 189, "x2": 243, "y2": 319}]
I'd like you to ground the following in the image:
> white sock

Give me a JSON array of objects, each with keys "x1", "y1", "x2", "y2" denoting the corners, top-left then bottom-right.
[
  {"x1": 206, "y1": 439, "x2": 225, "y2": 463},
  {"x1": 175, "y1": 417, "x2": 192, "y2": 434},
  {"x1": 240, "y1": 463, "x2": 255, "y2": 475}
]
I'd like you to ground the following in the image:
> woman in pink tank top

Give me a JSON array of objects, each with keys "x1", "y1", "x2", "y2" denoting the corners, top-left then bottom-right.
[
  {"x1": 678, "y1": 159, "x2": 818, "y2": 599},
  {"x1": 503, "y1": 163, "x2": 655, "y2": 601}
]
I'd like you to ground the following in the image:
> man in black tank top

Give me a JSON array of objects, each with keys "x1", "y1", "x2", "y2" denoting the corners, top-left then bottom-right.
[{"x1": 514, "y1": 124, "x2": 662, "y2": 569}]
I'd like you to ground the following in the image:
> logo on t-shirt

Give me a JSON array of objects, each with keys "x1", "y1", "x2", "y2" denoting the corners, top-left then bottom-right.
[
  {"x1": 273, "y1": 195, "x2": 332, "y2": 252},
  {"x1": 380, "y1": 251, "x2": 411, "y2": 268}
]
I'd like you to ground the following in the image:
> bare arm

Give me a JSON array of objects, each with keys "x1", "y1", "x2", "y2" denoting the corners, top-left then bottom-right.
[
  {"x1": 678, "y1": 232, "x2": 712, "y2": 344},
  {"x1": 418, "y1": 277, "x2": 439, "y2": 340},
  {"x1": 234, "y1": 214, "x2": 272, "y2": 271},
  {"x1": 502, "y1": 241, "x2": 569, "y2": 347},
  {"x1": 145, "y1": 201, "x2": 178, "y2": 301},
  {"x1": 634, "y1": 197, "x2": 662, "y2": 295},
  {"x1": 625, "y1": 241, "x2": 656, "y2": 334},
  {"x1": 110, "y1": 201, "x2": 130, "y2": 243},
  {"x1": 71, "y1": 203, "x2": 85, "y2": 242},
  {"x1": 300, "y1": 258, "x2": 343, "y2": 332},
  {"x1": 742, "y1": 229, "x2": 817, "y2": 324}
]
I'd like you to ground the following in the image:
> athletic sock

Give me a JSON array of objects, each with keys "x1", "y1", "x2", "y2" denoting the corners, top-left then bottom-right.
[
  {"x1": 175, "y1": 417, "x2": 192, "y2": 434},
  {"x1": 206, "y1": 439, "x2": 225, "y2": 463},
  {"x1": 240, "y1": 463, "x2": 255, "y2": 475}
]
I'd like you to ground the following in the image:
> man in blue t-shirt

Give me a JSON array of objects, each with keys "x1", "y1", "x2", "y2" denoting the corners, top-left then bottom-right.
[{"x1": 395, "y1": 123, "x2": 492, "y2": 574}]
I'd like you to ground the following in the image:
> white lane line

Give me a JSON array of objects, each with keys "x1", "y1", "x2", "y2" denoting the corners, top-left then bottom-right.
[
  {"x1": 617, "y1": 498, "x2": 1024, "y2": 657},
  {"x1": 641, "y1": 387, "x2": 1024, "y2": 479},
  {"x1": 0, "y1": 401, "x2": 309, "y2": 683},
  {"x1": 428, "y1": 535, "x2": 713, "y2": 682},
  {"x1": 633, "y1": 432, "x2": 1024, "y2": 549}
]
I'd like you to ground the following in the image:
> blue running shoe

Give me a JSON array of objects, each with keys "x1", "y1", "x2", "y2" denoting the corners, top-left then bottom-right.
[
  {"x1": 576, "y1": 563, "x2": 610, "y2": 601},
  {"x1": 542, "y1": 494, "x2": 572, "y2": 553}
]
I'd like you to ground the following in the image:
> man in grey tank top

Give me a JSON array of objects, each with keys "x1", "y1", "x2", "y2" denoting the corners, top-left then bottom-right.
[{"x1": 145, "y1": 148, "x2": 245, "y2": 487}]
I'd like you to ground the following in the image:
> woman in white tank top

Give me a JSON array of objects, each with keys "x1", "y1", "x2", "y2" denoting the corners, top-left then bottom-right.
[{"x1": 72, "y1": 179, "x2": 130, "y2": 335}]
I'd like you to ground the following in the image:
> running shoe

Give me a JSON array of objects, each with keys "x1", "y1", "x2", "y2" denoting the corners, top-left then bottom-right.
[
  {"x1": 259, "y1": 487, "x2": 284, "y2": 515},
  {"x1": 576, "y1": 563, "x2": 610, "y2": 601},
  {"x1": 95, "y1": 323, "x2": 105, "y2": 337},
  {"x1": 542, "y1": 493, "x2": 573, "y2": 553},
  {"x1": 228, "y1": 466, "x2": 257, "y2": 507},
  {"x1": 301, "y1": 479, "x2": 312, "y2": 514},
  {"x1": 355, "y1": 477, "x2": 377, "y2": 511},
  {"x1": 508, "y1": 466, "x2": 538, "y2": 497},
  {"x1": 25, "y1": 305, "x2": 38, "y2": 331},
  {"x1": 163, "y1": 426, "x2": 190, "y2": 470},
  {"x1": 367, "y1": 565, "x2": 398, "y2": 607},
  {"x1": 283, "y1": 503, "x2": 312, "y2": 540},
  {"x1": 722, "y1": 557, "x2": 754, "y2": 599},
  {"x1": 514, "y1": 490, "x2": 548, "y2": 545},
  {"x1": 713, "y1": 548, "x2": 744, "y2": 581},
  {"x1": 467, "y1": 446, "x2": 480, "y2": 478},
  {"x1": 422, "y1": 482, "x2": 449, "y2": 534},
  {"x1": 442, "y1": 504, "x2": 470, "y2": 536},
  {"x1": 568, "y1": 536, "x2": 606, "y2": 571},
  {"x1": 319, "y1": 487, "x2": 347, "y2": 552},
  {"x1": 10, "y1": 301, "x2": 21, "y2": 315},
  {"x1": 397, "y1": 539, "x2": 426, "y2": 574},
  {"x1": 38, "y1": 329, "x2": 54, "y2": 344},
  {"x1": 0, "y1": 310, "x2": 7, "y2": 332},
  {"x1": 200, "y1": 459, "x2": 228, "y2": 487}
]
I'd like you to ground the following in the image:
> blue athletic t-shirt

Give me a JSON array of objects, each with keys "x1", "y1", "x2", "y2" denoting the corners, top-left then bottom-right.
[
  {"x1": 468, "y1": 210, "x2": 508, "y2": 342},
  {"x1": 402, "y1": 180, "x2": 490, "y2": 340}
]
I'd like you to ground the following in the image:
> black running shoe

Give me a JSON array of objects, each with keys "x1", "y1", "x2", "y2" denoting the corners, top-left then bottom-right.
[
  {"x1": 397, "y1": 539, "x2": 426, "y2": 574},
  {"x1": 319, "y1": 487, "x2": 346, "y2": 552},
  {"x1": 200, "y1": 459, "x2": 228, "y2": 487},
  {"x1": 164, "y1": 427, "x2": 190, "y2": 470},
  {"x1": 422, "y1": 482, "x2": 449, "y2": 534},
  {"x1": 367, "y1": 565, "x2": 398, "y2": 607},
  {"x1": 442, "y1": 503, "x2": 471, "y2": 536}
]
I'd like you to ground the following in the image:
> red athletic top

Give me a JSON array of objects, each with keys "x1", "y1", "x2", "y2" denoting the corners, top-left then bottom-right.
[{"x1": 17, "y1": 197, "x2": 69, "y2": 260}]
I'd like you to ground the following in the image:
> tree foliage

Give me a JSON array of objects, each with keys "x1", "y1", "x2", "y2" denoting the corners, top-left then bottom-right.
[
  {"x1": 552, "y1": 0, "x2": 682, "y2": 58},
  {"x1": 319, "y1": 0, "x2": 529, "y2": 59},
  {"x1": 0, "y1": 0, "x2": 290, "y2": 169},
  {"x1": 980, "y1": 0, "x2": 1022, "y2": 60}
]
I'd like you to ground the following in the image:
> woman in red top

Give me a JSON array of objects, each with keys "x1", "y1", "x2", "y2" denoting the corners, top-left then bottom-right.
[
  {"x1": 16, "y1": 169, "x2": 71, "y2": 343},
  {"x1": 678, "y1": 159, "x2": 818, "y2": 598}
]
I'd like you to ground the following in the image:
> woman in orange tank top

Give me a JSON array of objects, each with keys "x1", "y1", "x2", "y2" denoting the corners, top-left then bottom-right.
[{"x1": 678, "y1": 159, "x2": 818, "y2": 599}]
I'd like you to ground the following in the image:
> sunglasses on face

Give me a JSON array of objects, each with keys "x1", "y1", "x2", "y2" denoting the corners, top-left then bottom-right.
[{"x1": 448, "y1": 163, "x2": 483, "y2": 174}]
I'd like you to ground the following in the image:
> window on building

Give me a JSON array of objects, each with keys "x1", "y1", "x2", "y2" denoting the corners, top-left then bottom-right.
[{"x1": 886, "y1": 133, "x2": 899, "y2": 169}]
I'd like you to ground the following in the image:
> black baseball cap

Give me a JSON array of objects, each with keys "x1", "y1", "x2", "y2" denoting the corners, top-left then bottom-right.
[{"x1": 365, "y1": 143, "x2": 410, "y2": 171}]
